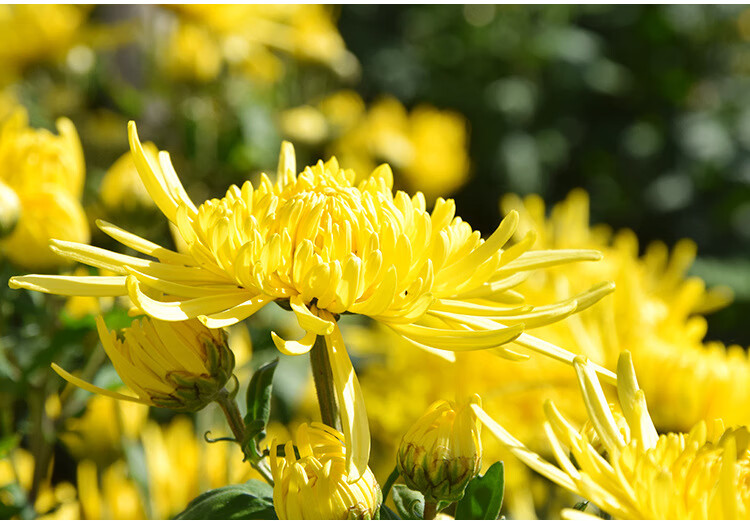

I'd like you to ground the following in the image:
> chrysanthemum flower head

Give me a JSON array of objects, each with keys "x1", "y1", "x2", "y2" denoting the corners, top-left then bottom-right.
[
  {"x1": 0, "y1": 108, "x2": 89, "y2": 269},
  {"x1": 476, "y1": 351, "x2": 750, "y2": 519},
  {"x1": 10, "y1": 122, "x2": 614, "y2": 481},
  {"x1": 270, "y1": 423, "x2": 382, "y2": 520}
]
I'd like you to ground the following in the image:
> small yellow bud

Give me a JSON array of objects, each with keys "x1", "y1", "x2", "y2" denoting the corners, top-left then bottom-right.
[
  {"x1": 53, "y1": 316, "x2": 234, "y2": 412},
  {"x1": 0, "y1": 180, "x2": 20, "y2": 238},
  {"x1": 270, "y1": 423, "x2": 382, "y2": 520},
  {"x1": 397, "y1": 395, "x2": 482, "y2": 502}
]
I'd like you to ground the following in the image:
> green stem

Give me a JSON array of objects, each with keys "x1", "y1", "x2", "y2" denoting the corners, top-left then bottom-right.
[
  {"x1": 381, "y1": 466, "x2": 400, "y2": 504},
  {"x1": 215, "y1": 389, "x2": 274, "y2": 485},
  {"x1": 423, "y1": 500, "x2": 438, "y2": 520},
  {"x1": 309, "y1": 335, "x2": 341, "y2": 431}
]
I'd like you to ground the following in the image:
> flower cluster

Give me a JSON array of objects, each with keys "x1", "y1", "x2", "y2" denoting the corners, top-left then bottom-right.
[{"x1": 10, "y1": 122, "x2": 613, "y2": 483}]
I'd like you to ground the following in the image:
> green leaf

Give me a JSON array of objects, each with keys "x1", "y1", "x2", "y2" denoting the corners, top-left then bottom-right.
[
  {"x1": 174, "y1": 480, "x2": 277, "y2": 520},
  {"x1": 244, "y1": 358, "x2": 278, "y2": 429},
  {"x1": 379, "y1": 504, "x2": 401, "y2": 520},
  {"x1": 392, "y1": 485, "x2": 424, "y2": 520},
  {"x1": 455, "y1": 462, "x2": 505, "y2": 520}
]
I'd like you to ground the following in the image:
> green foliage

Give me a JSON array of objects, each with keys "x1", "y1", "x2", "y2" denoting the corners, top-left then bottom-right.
[
  {"x1": 174, "y1": 480, "x2": 277, "y2": 520},
  {"x1": 455, "y1": 462, "x2": 505, "y2": 520},
  {"x1": 392, "y1": 485, "x2": 424, "y2": 520},
  {"x1": 242, "y1": 358, "x2": 278, "y2": 460}
]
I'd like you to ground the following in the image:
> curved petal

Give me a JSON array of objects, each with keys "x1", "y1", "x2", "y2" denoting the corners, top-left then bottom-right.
[
  {"x1": 271, "y1": 329, "x2": 317, "y2": 356},
  {"x1": 51, "y1": 363, "x2": 149, "y2": 405},
  {"x1": 320, "y1": 312, "x2": 370, "y2": 483}
]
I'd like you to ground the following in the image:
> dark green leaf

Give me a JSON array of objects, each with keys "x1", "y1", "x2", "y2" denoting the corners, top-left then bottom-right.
[
  {"x1": 174, "y1": 480, "x2": 276, "y2": 520},
  {"x1": 244, "y1": 358, "x2": 278, "y2": 429},
  {"x1": 573, "y1": 500, "x2": 589, "y2": 512},
  {"x1": 379, "y1": 504, "x2": 401, "y2": 520},
  {"x1": 455, "y1": 461, "x2": 504, "y2": 520},
  {"x1": 392, "y1": 485, "x2": 424, "y2": 520}
]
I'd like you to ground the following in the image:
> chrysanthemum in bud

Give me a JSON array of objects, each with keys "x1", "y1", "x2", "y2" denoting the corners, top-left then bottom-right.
[
  {"x1": 270, "y1": 423, "x2": 382, "y2": 520},
  {"x1": 398, "y1": 395, "x2": 482, "y2": 502},
  {"x1": 0, "y1": 179, "x2": 19, "y2": 238},
  {"x1": 52, "y1": 316, "x2": 234, "y2": 412}
]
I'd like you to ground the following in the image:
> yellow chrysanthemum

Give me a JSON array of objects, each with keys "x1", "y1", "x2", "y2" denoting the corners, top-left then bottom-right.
[
  {"x1": 10, "y1": 122, "x2": 614, "y2": 480},
  {"x1": 0, "y1": 108, "x2": 89, "y2": 269},
  {"x1": 502, "y1": 189, "x2": 744, "y2": 433},
  {"x1": 270, "y1": 423, "x2": 382, "y2": 520},
  {"x1": 286, "y1": 93, "x2": 471, "y2": 200},
  {"x1": 0, "y1": 5, "x2": 88, "y2": 85},
  {"x1": 476, "y1": 351, "x2": 750, "y2": 519},
  {"x1": 164, "y1": 5, "x2": 357, "y2": 83}
]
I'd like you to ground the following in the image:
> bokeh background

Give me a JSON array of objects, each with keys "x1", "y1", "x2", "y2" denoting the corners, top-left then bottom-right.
[{"x1": 1, "y1": 4, "x2": 749, "y2": 519}]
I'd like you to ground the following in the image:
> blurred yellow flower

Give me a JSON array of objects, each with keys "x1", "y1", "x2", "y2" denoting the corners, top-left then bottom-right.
[
  {"x1": 0, "y1": 5, "x2": 88, "y2": 85},
  {"x1": 164, "y1": 5, "x2": 357, "y2": 83},
  {"x1": 99, "y1": 142, "x2": 159, "y2": 212},
  {"x1": 270, "y1": 423, "x2": 382, "y2": 520},
  {"x1": 11, "y1": 122, "x2": 614, "y2": 481},
  {"x1": 308, "y1": 94, "x2": 471, "y2": 200},
  {"x1": 0, "y1": 448, "x2": 80, "y2": 520},
  {"x1": 477, "y1": 352, "x2": 750, "y2": 519},
  {"x1": 398, "y1": 395, "x2": 482, "y2": 502},
  {"x1": 502, "y1": 189, "x2": 744, "y2": 433},
  {"x1": 165, "y1": 22, "x2": 223, "y2": 83},
  {"x1": 60, "y1": 393, "x2": 148, "y2": 465},
  {"x1": 76, "y1": 460, "x2": 144, "y2": 520},
  {"x1": 53, "y1": 316, "x2": 235, "y2": 412},
  {"x1": 0, "y1": 108, "x2": 89, "y2": 269},
  {"x1": 0, "y1": 186, "x2": 89, "y2": 269}
]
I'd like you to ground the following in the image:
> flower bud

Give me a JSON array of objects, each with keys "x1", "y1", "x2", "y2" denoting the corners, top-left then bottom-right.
[
  {"x1": 397, "y1": 395, "x2": 482, "y2": 502},
  {"x1": 0, "y1": 180, "x2": 20, "y2": 238},
  {"x1": 270, "y1": 423, "x2": 382, "y2": 520},
  {"x1": 53, "y1": 316, "x2": 234, "y2": 412}
]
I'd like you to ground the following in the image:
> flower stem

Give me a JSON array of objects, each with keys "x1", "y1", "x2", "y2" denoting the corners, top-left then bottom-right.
[
  {"x1": 309, "y1": 334, "x2": 341, "y2": 431},
  {"x1": 215, "y1": 389, "x2": 274, "y2": 485},
  {"x1": 423, "y1": 500, "x2": 438, "y2": 520}
]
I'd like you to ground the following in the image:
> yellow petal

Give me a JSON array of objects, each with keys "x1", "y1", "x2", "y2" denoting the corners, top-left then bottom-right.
[
  {"x1": 321, "y1": 314, "x2": 370, "y2": 482},
  {"x1": 51, "y1": 363, "x2": 149, "y2": 405},
  {"x1": 9, "y1": 275, "x2": 128, "y2": 296},
  {"x1": 271, "y1": 329, "x2": 317, "y2": 356},
  {"x1": 290, "y1": 295, "x2": 334, "y2": 335}
]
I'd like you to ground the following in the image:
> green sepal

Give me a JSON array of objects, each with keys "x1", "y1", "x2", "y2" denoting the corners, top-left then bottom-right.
[
  {"x1": 173, "y1": 480, "x2": 277, "y2": 520},
  {"x1": 454, "y1": 461, "x2": 505, "y2": 520},
  {"x1": 392, "y1": 485, "x2": 424, "y2": 520},
  {"x1": 242, "y1": 358, "x2": 278, "y2": 461}
]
